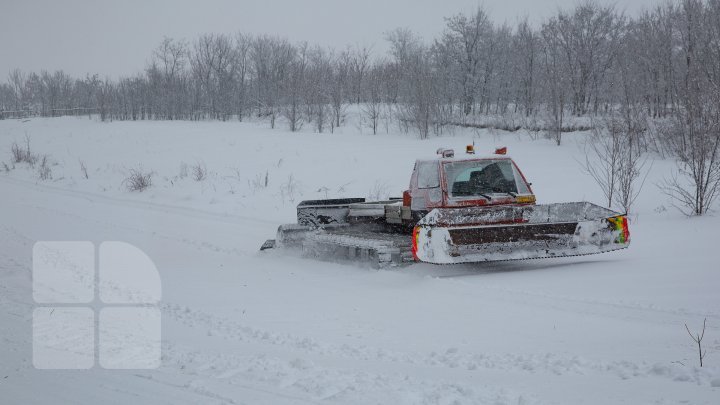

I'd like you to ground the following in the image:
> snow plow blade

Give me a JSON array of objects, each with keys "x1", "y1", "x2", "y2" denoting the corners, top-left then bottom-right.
[{"x1": 413, "y1": 202, "x2": 630, "y2": 264}]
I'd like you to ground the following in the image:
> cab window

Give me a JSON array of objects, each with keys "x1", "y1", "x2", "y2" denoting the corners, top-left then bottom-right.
[
  {"x1": 417, "y1": 161, "x2": 440, "y2": 189},
  {"x1": 445, "y1": 160, "x2": 522, "y2": 197}
]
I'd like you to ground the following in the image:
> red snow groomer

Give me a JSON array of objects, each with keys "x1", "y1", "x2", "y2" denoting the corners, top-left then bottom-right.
[{"x1": 261, "y1": 146, "x2": 630, "y2": 267}]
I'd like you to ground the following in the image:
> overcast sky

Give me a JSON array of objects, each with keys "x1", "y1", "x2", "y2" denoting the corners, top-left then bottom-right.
[{"x1": 1, "y1": 0, "x2": 660, "y2": 79}]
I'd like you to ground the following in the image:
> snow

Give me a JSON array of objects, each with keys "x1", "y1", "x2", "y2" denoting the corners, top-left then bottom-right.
[{"x1": 1, "y1": 116, "x2": 719, "y2": 404}]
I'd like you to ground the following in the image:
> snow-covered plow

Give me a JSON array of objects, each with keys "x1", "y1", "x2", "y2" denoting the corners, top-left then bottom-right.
[{"x1": 412, "y1": 202, "x2": 630, "y2": 264}]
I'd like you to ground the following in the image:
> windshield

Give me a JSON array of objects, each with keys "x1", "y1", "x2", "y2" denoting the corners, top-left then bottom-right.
[{"x1": 444, "y1": 159, "x2": 529, "y2": 197}]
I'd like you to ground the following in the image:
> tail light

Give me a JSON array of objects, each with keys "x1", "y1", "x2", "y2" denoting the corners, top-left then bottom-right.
[
  {"x1": 608, "y1": 216, "x2": 630, "y2": 244},
  {"x1": 403, "y1": 190, "x2": 411, "y2": 207},
  {"x1": 411, "y1": 226, "x2": 420, "y2": 261}
]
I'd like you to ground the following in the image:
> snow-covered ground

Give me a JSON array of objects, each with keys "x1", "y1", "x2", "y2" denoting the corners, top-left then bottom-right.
[{"x1": 1, "y1": 116, "x2": 719, "y2": 404}]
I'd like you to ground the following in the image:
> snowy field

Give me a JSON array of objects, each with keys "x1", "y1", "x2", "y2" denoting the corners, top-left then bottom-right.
[{"x1": 1, "y1": 116, "x2": 719, "y2": 404}]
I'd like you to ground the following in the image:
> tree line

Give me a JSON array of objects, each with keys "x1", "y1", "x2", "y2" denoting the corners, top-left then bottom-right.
[
  {"x1": 1, "y1": 0, "x2": 719, "y2": 214},
  {"x1": 0, "y1": 0, "x2": 715, "y2": 135}
]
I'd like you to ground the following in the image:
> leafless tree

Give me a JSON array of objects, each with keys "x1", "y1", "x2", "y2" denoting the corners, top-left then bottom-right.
[
  {"x1": 328, "y1": 49, "x2": 350, "y2": 130},
  {"x1": 439, "y1": 7, "x2": 491, "y2": 115},
  {"x1": 585, "y1": 117, "x2": 623, "y2": 208},
  {"x1": 660, "y1": 0, "x2": 720, "y2": 216},
  {"x1": 8, "y1": 69, "x2": 27, "y2": 112},
  {"x1": 349, "y1": 45, "x2": 371, "y2": 104},
  {"x1": 281, "y1": 43, "x2": 307, "y2": 132},
  {"x1": 149, "y1": 37, "x2": 188, "y2": 120},
  {"x1": 540, "y1": 20, "x2": 568, "y2": 145},
  {"x1": 234, "y1": 33, "x2": 251, "y2": 121},
  {"x1": 684, "y1": 318, "x2": 707, "y2": 367},
  {"x1": 251, "y1": 35, "x2": 294, "y2": 128},
  {"x1": 362, "y1": 69, "x2": 384, "y2": 135},
  {"x1": 550, "y1": 1, "x2": 624, "y2": 115},
  {"x1": 513, "y1": 18, "x2": 540, "y2": 117},
  {"x1": 386, "y1": 28, "x2": 439, "y2": 139},
  {"x1": 305, "y1": 46, "x2": 332, "y2": 133}
]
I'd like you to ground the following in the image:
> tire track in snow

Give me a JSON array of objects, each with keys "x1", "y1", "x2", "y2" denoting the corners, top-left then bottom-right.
[
  {"x1": 158, "y1": 340, "x2": 541, "y2": 405},
  {"x1": 160, "y1": 302, "x2": 720, "y2": 389},
  {"x1": 424, "y1": 267, "x2": 720, "y2": 322}
]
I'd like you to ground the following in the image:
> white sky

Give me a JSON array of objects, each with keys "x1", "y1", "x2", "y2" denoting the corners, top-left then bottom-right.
[{"x1": 1, "y1": 0, "x2": 660, "y2": 79}]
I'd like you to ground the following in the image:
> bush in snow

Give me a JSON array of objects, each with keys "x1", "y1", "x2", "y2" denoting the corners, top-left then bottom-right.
[
  {"x1": 10, "y1": 136, "x2": 39, "y2": 166},
  {"x1": 192, "y1": 162, "x2": 207, "y2": 182},
  {"x1": 249, "y1": 171, "x2": 269, "y2": 192},
  {"x1": 79, "y1": 159, "x2": 89, "y2": 179},
  {"x1": 123, "y1": 168, "x2": 153, "y2": 192},
  {"x1": 280, "y1": 174, "x2": 299, "y2": 204},
  {"x1": 584, "y1": 112, "x2": 650, "y2": 214},
  {"x1": 10, "y1": 143, "x2": 24, "y2": 164},
  {"x1": 38, "y1": 155, "x2": 52, "y2": 181}
]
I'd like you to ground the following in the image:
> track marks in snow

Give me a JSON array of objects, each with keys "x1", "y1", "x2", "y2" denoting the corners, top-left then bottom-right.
[
  {"x1": 160, "y1": 342, "x2": 542, "y2": 405},
  {"x1": 161, "y1": 302, "x2": 720, "y2": 390},
  {"x1": 422, "y1": 265, "x2": 720, "y2": 324}
]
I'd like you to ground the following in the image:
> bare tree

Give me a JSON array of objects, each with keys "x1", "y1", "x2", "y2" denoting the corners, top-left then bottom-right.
[
  {"x1": 660, "y1": 0, "x2": 720, "y2": 216},
  {"x1": 585, "y1": 116, "x2": 623, "y2": 208},
  {"x1": 8, "y1": 69, "x2": 27, "y2": 112},
  {"x1": 439, "y1": 7, "x2": 491, "y2": 115},
  {"x1": 149, "y1": 37, "x2": 188, "y2": 120},
  {"x1": 251, "y1": 35, "x2": 294, "y2": 128},
  {"x1": 234, "y1": 33, "x2": 251, "y2": 121},
  {"x1": 585, "y1": 109, "x2": 650, "y2": 213},
  {"x1": 362, "y1": 69, "x2": 383, "y2": 134},
  {"x1": 328, "y1": 49, "x2": 350, "y2": 130},
  {"x1": 281, "y1": 43, "x2": 306, "y2": 132},
  {"x1": 514, "y1": 18, "x2": 540, "y2": 117},
  {"x1": 614, "y1": 112, "x2": 651, "y2": 214},
  {"x1": 551, "y1": 1, "x2": 624, "y2": 115},
  {"x1": 684, "y1": 318, "x2": 707, "y2": 367},
  {"x1": 349, "y1": 45, "x2": 371, "y2": 104},
  {"x1": 386, "y1": 28, "x2": 439, "y2": 139},
  {"x1": 305, "y1": 46, "x2": 332, "y2": 133},
  {"x1": 541, "y1": 20, "x2": 568, "y2": 145}
]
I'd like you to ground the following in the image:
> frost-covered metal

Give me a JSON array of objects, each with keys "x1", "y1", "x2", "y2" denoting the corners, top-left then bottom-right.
[{"x1": 414, "y1": 202, "x2": 629, "y2": 264}]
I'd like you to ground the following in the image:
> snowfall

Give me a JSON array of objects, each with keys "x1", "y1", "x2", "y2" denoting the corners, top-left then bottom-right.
[{"x1": 1, "y1": 115, "x2": 719, "y2": 405}]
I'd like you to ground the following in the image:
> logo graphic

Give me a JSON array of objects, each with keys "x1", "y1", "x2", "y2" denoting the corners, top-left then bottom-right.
[{"x1": 32, "y1": 241, "x2": 161, "y2": 370}]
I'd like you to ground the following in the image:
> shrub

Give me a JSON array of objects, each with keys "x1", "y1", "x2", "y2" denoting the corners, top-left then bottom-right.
[
  {"x1": 192, "y1": 162, "x2": 207, "y2": 182},
  {"x1": 123, "y1": 168, "x2": 153, "y2": 192},
  {"x1": 38, "y1": 155, "x2": 52, "y2": 180},
  {"x1": 10, "y1": 136, "x2": 38, "y2": 166},
  {"x1": 79, "y1": 160, "x2": 89, "y2": 179}
]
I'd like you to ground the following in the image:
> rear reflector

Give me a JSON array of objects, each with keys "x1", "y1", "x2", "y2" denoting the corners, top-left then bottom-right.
[{"x1": 411, "y1": 226, "x2": 420, "y2": 261}]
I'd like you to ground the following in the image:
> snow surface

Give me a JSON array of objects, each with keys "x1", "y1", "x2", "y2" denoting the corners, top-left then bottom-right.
[{"x1": 1, "y1": 116, "x2": 719, "y2": 404}]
